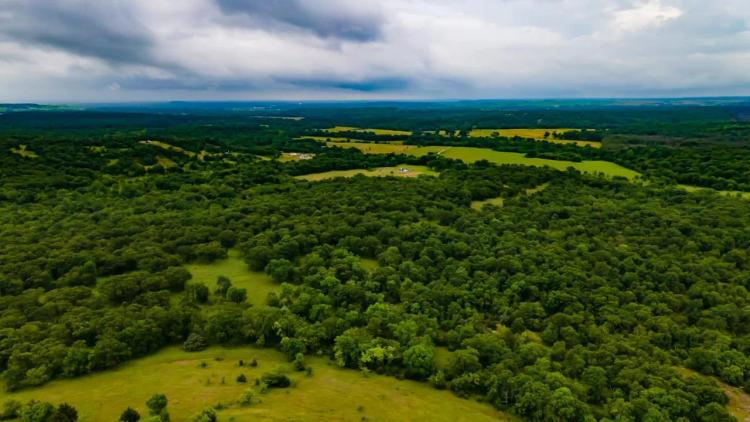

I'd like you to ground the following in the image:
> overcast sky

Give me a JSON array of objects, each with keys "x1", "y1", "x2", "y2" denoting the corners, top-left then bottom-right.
[{"x1": 1, "y1": 0, "x2": 749, "y2": 102}]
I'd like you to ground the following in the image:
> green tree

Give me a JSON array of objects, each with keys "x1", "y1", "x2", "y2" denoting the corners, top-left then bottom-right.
[
  {"x1": 146, "y1": 394, "x2": 167, "y2": 416},
  {"x1": 403, "y1": 343, "x2": 435, "y2": 380},
  {"x1": 119, "y1": 407, "x2": 140, "y2": 422},
  {"x1": 226, "y1": 286, "x2": 247, "y2": 304}
]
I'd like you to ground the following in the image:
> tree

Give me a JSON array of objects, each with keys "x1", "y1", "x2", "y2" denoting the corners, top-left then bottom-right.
[
  {"x1": 403, "y1": 343, "x2": 435, "y2": 380},
  {"x1": 216, "y1": 276, "x2": 232, "y2": 297},
  {"x1": 581, "y1": 366, "x2": 607, "y2": 404},
  {"x1": 119, "y1": 408, "x2": 140, "y2": 422},
  {"x1": 226, "y1": 286, "x2": 247, "y2": 304},
  {"x1": 51, "y1": 403, "x2": 78, "y2": 422},
  {"x1": 19, "y1": 400, "x2": 54, "y2": 422},
  {"x1": 146, "y1": 394, "x2": 167, "y2": 416},
  {"x1": 186, "y1": 282, "x2": 209, "y2": 303},
  {"x1": 445, "y1": 348, "x2": 481, "y2": 380},
  {"x1": 0, "y1": 400, "x2": 21, "y2": 420}
]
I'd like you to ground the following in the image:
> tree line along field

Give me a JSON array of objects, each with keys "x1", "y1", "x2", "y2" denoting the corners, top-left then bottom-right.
[{"x1": 2, "y1": 103, "x2": 750, "y2": 421}]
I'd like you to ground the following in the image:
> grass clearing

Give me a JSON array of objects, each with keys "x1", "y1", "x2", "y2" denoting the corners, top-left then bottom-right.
[
  {"x1": 0, "y1": 346, "x2": 509, "y2": 422},
  {"x1": 296, "y1": 165, "x2": 438, "y2": 182},
  {"x1": 9, "y1": 144, "x2": 38, "y2": 158},
  {"x1": 678, "y1": 185, "x2": 750, "y2": 200},
  {"x1": 279, "y1": 152, "x2": 315, "y2": 162},
  {"x1": 323, "y1": 126, "x2": 413, "y2": 136},
  {"x1": 470, "y1": 183, "x2": 549, "y2": 210},
  {"x1": 184, "y1": 250, "x2": 278, "y2": 307},
  {"x1": 411, "y1": 147, "x2": 639, "y2": 179},
  {"x1": 360, "y1": 258, "x2": 379, "y2": 271},
  {"x1": 140, "y1": 140, "x2": 220, "y2": 161}
]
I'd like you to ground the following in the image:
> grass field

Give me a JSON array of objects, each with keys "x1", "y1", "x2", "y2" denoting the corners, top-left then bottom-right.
[
  {"x1": 678, "y1": 185, "x2": 750, "y2": 200},
  {"x1": 279, "y1": 152, "x2": 315, "y2": 162},
  {"x1": 296, "y1": 166, "x2": 438, "y2": 182},
  {"x1": 323, "y1": 126, "x2": 413, "y2": 136},
  {"x1": 0, "y1": 346, "x2": 509, "y2": 422},
  {"x1": 140, "y1": 140, "x2": 220, "y2": 161},
  {"x1": 411, "y1": 147, "x2": 639, "y2": 179},
  {"x1": 184, "y1": 250, "x2": 278, "y2": 307},
  {"x1": 9, "y1": 145, "x2": 39, "y2": 158},
  {"x1": 468, "y1": 129, "x2": 602, "y2": 148},
  {"x1": 326, "y1": 142, "x2": 417, "y2": 154}
]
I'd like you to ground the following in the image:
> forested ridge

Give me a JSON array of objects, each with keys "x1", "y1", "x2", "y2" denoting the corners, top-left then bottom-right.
[{"x1": 1, "y1": 105, "x2": 750, "y2": 421}]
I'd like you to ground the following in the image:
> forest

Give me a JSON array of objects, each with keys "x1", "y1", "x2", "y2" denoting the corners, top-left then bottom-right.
[{"x1": 1, "y1": 101, "x2": 750, "y2": 421}]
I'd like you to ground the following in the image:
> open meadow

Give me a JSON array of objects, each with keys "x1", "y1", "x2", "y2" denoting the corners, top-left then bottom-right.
[
  {"x1": 0, "y1": 346, "x2": 509, "y2": 422},
  {"x1": 323, "y1": 126, "x2": 413, "y2": 136},
  {"x1": 411, "y1": 147, "x2": 640, "y2": 179}
]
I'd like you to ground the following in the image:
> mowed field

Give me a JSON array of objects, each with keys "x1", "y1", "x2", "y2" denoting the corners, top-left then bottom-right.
[
  {"x1": 0, "y1": 346, "x2": 510, "y2": 422},
  {"x1": 296, "y1": 165, "x2": 438, "y2": 181},
  {"x1": 323, "y1": 126, "x2": 413, "y2": 136},
  {"x1": 410, "y1": 147, "x2": 639, "y2": 179},
  {"x1": 468, "y1": 129, "x2": 602, "y2": 148},
  {"x1": 326, "y1": 141, "x2": 417, "y2": 154},
  {"x1": 184, "y1": 249, "x2": 278, "y2": 307}
]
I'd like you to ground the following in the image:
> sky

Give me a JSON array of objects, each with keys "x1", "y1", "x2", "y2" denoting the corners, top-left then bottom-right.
[{"x1": 0, "y1": 0, "x2": 749, "y2": 102}]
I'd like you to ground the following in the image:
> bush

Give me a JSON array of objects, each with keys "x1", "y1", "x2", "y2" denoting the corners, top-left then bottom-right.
[
  {"x1": 119, "y1": 407, "x2": 140, "y2": 422},
  {"x1": 293, "y1": 353, "x2": 306, "y2": 371},
  {"x1": 261, "y1": 371, "x2": 291, "y2": 388},
  {"x1": 191, "y1": 408, "x2": 216, "y2": 422},
  {"x1": 236, "y1": 373, "x2": 247, "y2": 383},
  {"x1": 183, "y1": 333, "x2": 208, "y2": 352},
  {"x1": 239, "y1": 389, "x2": 255, "y2": 406},
  {"x1": 0, "y1": 400, "x2": 21, "y2": 420}
]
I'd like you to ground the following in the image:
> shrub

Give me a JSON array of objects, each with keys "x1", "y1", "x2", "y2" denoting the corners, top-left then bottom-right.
[
  {"x1": 183, "y1": 333, "x2": 208, "y2": 352},
  {"x1": 191, "y1": 408, "x2": 216, "y2": 422},
  {"x1": 261, "y1": 371, "x2": 291, "y2": 388}
]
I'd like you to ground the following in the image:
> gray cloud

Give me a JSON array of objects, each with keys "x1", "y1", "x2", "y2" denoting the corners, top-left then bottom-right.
[
  {"x1": 0, "y1": 0, "x2": 154, "y2": 65},
  {"x1": 0, "y1": 0, "x2": 749, "y2": 102},
  {"x1": 215, "y1": 0, "x2": 383, "y2": 41}
]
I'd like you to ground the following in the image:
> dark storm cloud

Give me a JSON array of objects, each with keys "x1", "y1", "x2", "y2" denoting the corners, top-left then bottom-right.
[
  {"x1": 215, "y1": 0, "x2": 383, "y2": 41},
  {"x1": 0, "y1": 0, "x2": 154, "y2": 65}
]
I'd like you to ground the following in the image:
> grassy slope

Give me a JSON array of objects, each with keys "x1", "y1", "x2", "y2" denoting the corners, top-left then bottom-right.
[
  {"x1": 184, "y1": 250, "x2": 278, "y2": 307},
  {"x1": 467, "y1": 128, "x2": 601, "y2": 148},
  {"x1": 296, "y1": 166, "x2": 438, "y2": 182},
  {"x1": 674, "y1": 367, "x2": 750, "y2": 421},
  {"x1": 0, "y1": 347, "x2": 510, "y2": 422}
]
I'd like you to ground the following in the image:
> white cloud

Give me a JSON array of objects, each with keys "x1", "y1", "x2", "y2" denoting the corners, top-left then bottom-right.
[{"x1": 613, "y1": 0, "x2": 683, "y2": 32}]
